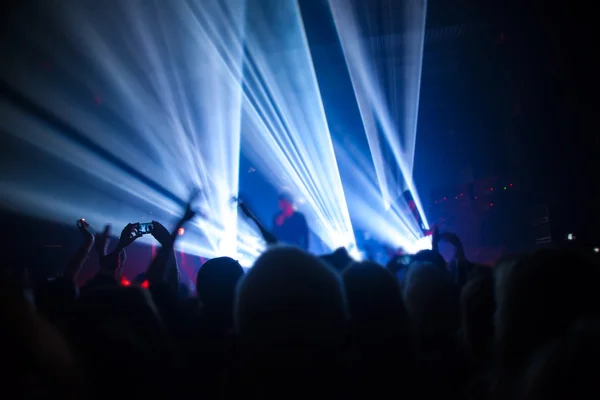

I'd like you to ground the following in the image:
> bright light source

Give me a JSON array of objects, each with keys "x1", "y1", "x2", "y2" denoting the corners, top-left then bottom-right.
[
  {"x1": 567, "y1": 233, "x2": 575, "y2": 240},
  {"x1": 178, "y1": 227, "x2": 185, "y2": 236},
  {"x1": 593, "y1": 247, "x2": 599, "y2": 253},
  {"x1": 349, "y1": 248, "x2": 364, "y2": 261},
  {"x1": 334, "y1": 144, "x2": 426, "y2": 252},
  {"x1": 408, "y1": 235, "x2": 432, "y2": 253}
]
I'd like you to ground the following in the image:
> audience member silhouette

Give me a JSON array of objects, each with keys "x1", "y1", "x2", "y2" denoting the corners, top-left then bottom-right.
[{"x1": 3, "y1": 193, "x2": 598, "y2": 400}]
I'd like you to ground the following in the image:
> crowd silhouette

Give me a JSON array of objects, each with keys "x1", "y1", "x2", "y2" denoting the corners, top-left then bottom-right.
[{"x1": 1, "y1": 190, "x2": 599, "y2": 400}]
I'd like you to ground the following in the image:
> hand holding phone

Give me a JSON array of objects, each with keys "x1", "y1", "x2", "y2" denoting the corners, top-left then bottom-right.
[{"x1": 116, "y1": 223, "x2": 143, "y2": 251}]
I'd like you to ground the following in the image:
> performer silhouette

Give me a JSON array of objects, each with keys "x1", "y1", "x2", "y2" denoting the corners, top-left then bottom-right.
[{"x1": 272, "y1": 193, "x2": 309, "y2": 250}]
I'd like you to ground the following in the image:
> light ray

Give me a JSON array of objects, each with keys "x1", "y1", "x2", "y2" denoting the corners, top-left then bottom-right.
[{"x1": 239, "y1": 0, "x2": 356, "y2": 250}]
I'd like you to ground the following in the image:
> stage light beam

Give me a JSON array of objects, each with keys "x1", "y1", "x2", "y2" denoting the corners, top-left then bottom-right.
[
  {"x1": 328, "y1": 0, "x2": 429, "y2": 229},
  {"x1": 239, "y1": 0, "x2": 356, "y2": 251}
]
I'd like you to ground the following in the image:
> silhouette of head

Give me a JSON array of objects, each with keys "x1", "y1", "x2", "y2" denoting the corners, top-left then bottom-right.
[
  {"x1": 403, "y1": 261, "x2": 458, "y2": 342},
  {"x1": 412, "y1": 249, "x2": 447, "y2": 271},
  {"x1": 343, "y1": 261, "x2": 408, "y2": 335},
  {"x1": 320, "y1": 247, "x2": 354, "y2": 273},
  {"x1": 196, "y1": 257, "x2": 244, "y2": 309},
  {"x1": 520, "y1": 319, "x2": 600, "y2": 400},
  {"x1": 235, "y1": 246, "x2": 348, "y2": 348},
  {"x1": 277, "y1": 193, "x2": 294, "y2": 215},
  {"x1": 494, "y1": 249, "x2": 600, "y2": 372},
  {"x1": 234, "y1": 247, "x2": 350, "y2": 400}
]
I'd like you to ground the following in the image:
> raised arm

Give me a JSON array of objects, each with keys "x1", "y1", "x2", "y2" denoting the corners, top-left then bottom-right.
[
  {"x1": 238, "y1": 200, "x2": 278, "y2": 246},
  {"x1": 64, "y1": 219, "x2": 95, "y2": 282},
  {"x1": 84, "y1": 223, "x2": 142, "y2": 288},
  {"x1": 146, "y1": 220, "x2": 179, "y2": 291},
  {"x1": 438, "y1": 231, "x2": 471, "y2": 286},
  {"x1": 146, "y1": 191, "x2": 198, "y2": 291}
]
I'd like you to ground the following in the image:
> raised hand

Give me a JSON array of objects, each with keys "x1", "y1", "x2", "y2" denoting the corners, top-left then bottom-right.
[
  {"x1": 76, "y1": 219, "x2": 95, "y2": 248},
  {"x1": 144, "y1": 190, "x2": 200, "y2": 291},
  {"x1": 237, "y1": 200, "x2": 278, "y2": 245},
  {"x1": 181, "y1": 190, "x2": 201, "y2": 224},
  {"x1": 151, "y1": 221, "x2": 171, "y2": 247},
  {"x1": 95, "y1": 224, "x2": 111, "y2": 257},
  {"x1": 65, "y1": 219, "x2": 96, "y2": 281},
  {"x1": 116, "y1": 223, "x2": 142, "y2": 252},
  {"x1": 442, "y1": 231, "x2": 462, "y2": 248},
  {"x1": 441, "y1": 231, "x2": 466, "y2": 261}
]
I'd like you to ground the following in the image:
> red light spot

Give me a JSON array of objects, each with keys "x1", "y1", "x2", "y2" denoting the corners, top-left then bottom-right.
[
  {"x1": 178, "y1": 227, "x2": 185, "y2": 236},
  {"x1": 490, "y1": 188, "x2": 494, "y2": 191},
  {"x1": 443, "y1": 197, "x2": 447, "y2": 201},
  {"x1": 141, "y1": 280, "x2": 149, "y2": 289},
  {"x1": 121, "y1": 277, "x2": 131, "y2": 286},
  {"x1": 94, "y1": 95, "x2": 103, "y2": 105},
  {"x1": 489, "y1": 203, "x2": 494, "y2": 207},
  {"x1": 509, "y1": 183, "x2": 513, "y2": 187},
  {"x1": 459, "y1": 193, "x2": 463, "y2": 197}
]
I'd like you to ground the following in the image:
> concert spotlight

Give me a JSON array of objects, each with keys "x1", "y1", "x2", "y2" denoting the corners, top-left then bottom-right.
[
  {"x1": 334, "y1": 141, "x2": 427, "y2": 253},
  {"x1": 181, "y1": 216, "x2": 263, "y2": 267},
  {"x1": 328, "y1": 0, "x2": 429, "y2": 228},
  {"x1": 240, "y1": 0, "x2": 356, "y2": 251}
]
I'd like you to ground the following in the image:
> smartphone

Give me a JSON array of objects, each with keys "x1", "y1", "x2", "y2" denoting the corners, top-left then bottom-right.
[{"x1": 137, "y1": 222, "x2": 154, "y2": 235}]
